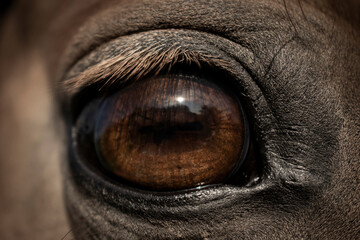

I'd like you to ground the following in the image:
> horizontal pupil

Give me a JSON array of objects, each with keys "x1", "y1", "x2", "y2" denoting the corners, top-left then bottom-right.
[
  {"x1": 95, "y1": 75, "x2": 245, "y2": 191},
  {"x1": 127, "y1": 105, "x2": 219, "y2": 153},
  {"x1": 139, "y1": 120, "x2": 205, "y2": 145},
  {"x1": 140, "y1": 121, "x2": 204, "y2": 134}
]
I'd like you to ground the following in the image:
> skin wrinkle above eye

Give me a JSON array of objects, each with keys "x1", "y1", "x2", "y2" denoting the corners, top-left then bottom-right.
[
  {"x1": 57, "y1": 0, "x2": 339, "y2": 99},
  {"x1": 58, "y1": 0, "x2": 307, "y2": 81},
  {"x1": 57, "y1": 0, "x2": 352, "y2": 84}
]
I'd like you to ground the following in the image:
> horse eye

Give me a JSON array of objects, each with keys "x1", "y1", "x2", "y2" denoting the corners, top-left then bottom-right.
[{"x1": 75, "y1": 73, "x2": 251, "y2": 191}]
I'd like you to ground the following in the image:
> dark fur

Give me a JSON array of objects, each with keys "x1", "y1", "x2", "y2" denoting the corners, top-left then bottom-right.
[{"x1": 0, "y1": 0, "x2": 359, "y2": 239}]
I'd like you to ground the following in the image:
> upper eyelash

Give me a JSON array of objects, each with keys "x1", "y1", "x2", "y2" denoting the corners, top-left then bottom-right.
[{"x1": 61, "y1": 43, "x2": 231, "y2": 96}]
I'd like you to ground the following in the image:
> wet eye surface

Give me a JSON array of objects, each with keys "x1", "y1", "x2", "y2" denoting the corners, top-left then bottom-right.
[
  {"x1": 75, "y1": 73, "x2": 251, "y2": 191},
  {"x1": 96, "y1": 75, "x2": 247, "y2": 190}
]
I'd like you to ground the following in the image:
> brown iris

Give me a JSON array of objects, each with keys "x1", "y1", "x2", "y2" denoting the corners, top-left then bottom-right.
[{"x1": 94, "y1": 75, "x2": 246, "y2": 191}]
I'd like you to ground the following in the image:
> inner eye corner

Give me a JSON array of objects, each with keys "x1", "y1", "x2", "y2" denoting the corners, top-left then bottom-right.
[{"x1": 70, "y1": 58, "x2": 262, "y2": 193}]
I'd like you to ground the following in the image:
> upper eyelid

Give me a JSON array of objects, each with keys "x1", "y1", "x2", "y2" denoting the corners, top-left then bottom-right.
[
  {"x1": 60, "y1": 29, "x2": 258, "y2": 97},
  {"x1": 60, "y1": 0, "x2": 321, "y2": 75},
  {"x1": 62, "y1": 44, "x2": 228, "y2": 95},
  {"x1": 57, "y1": 0, "x2": 334, "y2": 98}
]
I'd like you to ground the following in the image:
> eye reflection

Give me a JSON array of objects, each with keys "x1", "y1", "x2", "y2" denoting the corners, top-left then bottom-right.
[
  {"x1": 176, "y1": 96, "x2": 185, "y2": 103},
  {"x1": 94, "y1": 75, "x2": 247, "y2": 191}
]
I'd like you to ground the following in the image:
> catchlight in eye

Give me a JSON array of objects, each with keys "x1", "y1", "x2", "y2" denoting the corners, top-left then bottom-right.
[{"x1": 84, "y1": 74, "x2": 250, "y2": 191}]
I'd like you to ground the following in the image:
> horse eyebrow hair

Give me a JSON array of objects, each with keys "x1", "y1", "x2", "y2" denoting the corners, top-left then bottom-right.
[{"x1": 61, "y1": 44, "x2": 230, "y2": 95}]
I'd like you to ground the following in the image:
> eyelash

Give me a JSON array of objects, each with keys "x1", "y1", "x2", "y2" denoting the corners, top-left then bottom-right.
[
  {"x1": 62, "y1": 45, "x2": 231, "y2": 95},
  {"x1": 70, "y1": 59, "x2": 233, "y2": 121}
]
